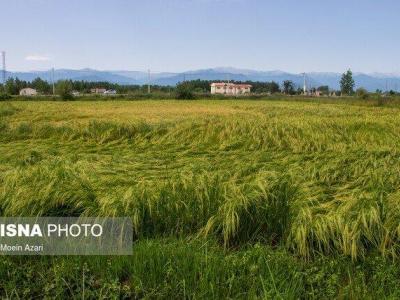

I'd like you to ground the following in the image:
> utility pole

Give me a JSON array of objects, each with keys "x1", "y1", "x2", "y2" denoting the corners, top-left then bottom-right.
[
  {"x1": 302, "y1": 72, "x2": 307, "y2": 95},
  {"x1": 51, "y1": 67, "x2": 55, "y2": 95},
  {"x1": 1, "y1": 51, "x2": 6, "y2": 85},
  {"x1": 147, "y1": 69, "x2": 151, "y2": 93}
]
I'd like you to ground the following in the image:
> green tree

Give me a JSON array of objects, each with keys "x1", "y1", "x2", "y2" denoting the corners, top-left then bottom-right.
[
  {"x1": 0, "y1": 82, "x2": 10, "y2": 100},
  {"x1": 31, "y1": 77, "x2": 51, "y2": 94},
  {"x1": 268, "y1": 81, "x2": 280, "y2": 94},
  {"x1": 317, "y1": 85, "x2": 329, "y2": 95},
  {"x1": 283, "y1": 80, "x2": 295, "y2": 95},
  {"x1": 175, "y1": 82, "x2": 195, "y2": 100},
  {"x1": 0, "y1": 93, "x2": 11, "y2": 101},
  {"x1": 5, "y1": 78, "x2": 18, "y2": 95},
  {"x1": 340, "y1": 69, "x2": 355, "y2": 95},
  {"x1": 56, "y1": 80, "x2": 73, "y2": 100},
  {"x1": 15, "y1": 78, "x2": 28, "y2": 92}
]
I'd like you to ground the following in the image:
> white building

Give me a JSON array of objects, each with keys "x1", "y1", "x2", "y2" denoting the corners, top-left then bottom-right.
[
  {"x1": 19, "y1": 88, "x2": 38, "y2": 96},
  {"x1": 104, "y1": 89, "x2": 117, "y2": 95},
  {"x1": 211, "y1": 83, "x2": 252, "y2": 95},
  {"x1": 91, "y1": 88, "x2": 106, "y2": 94}
]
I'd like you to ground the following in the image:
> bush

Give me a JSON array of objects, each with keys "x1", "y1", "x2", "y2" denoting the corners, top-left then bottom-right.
[
  {"x1": 356, "y1": 88, "x2": 369, "y2": 99},
  {"x1": 175, "y1": 82, "x2": 196, "y2": 100},
  {"x1": 55, "y1": 80, "x2": 74, "y2": 101},
  {"x1": 0, "y1": 93, "x2": 11, "y2": 101}
]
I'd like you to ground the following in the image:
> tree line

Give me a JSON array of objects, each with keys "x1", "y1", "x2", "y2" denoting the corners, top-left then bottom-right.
[
  {"x1": 1, "y1": 70, "x2": 398, "y2": 99},
  {"x1": 0, "y1": 77, "x2": 287, "y2": 98},
  {"x1": 0, "y1": 77, "x2": 310, "y2": 96},
  {"x1": 0, "y1": 77, "x2": 172, "y2": 96}
]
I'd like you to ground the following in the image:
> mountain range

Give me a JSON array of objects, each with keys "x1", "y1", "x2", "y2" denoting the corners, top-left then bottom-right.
[{"x1": 5, "y1": 67, "x2": 400, "y2": 91}]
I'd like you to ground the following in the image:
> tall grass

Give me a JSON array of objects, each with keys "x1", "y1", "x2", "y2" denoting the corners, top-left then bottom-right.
[
  {"x1": 3, "y1": 100, "x2": 400, "y2": 297},
  {"x1": 0, "y1": 160, "x2": 97, "y2": 217},
  {"x1": 1, "y1": 99, "x2": 400, "y2": 260},
  {"x1": 1, "y1": 239, "x2": 400, "y2": 299}
]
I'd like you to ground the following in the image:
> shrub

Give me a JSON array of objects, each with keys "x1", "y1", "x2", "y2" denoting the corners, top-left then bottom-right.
[
  {"x1": 356, "y1": 88, "x2": 369, "y2": 99},
  {"x1": 0, "y1": 93, "x2": 11, "y2": 101},
  {"x1": 55, "y1": 80, "x2": 74, "y2": 100},
  {"x1": 175, "y1": 82, "x2": 196, "y2": 100}
]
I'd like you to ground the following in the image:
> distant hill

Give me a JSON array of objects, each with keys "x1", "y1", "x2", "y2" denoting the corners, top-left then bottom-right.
[{"x1": 4, "y1": 68, "x2": 400, "y2": 91}]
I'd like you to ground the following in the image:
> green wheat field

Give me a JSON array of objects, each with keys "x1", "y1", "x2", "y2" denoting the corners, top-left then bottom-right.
[{"x1": 1, "y1": 99, "x2": 400, "y2": 299}]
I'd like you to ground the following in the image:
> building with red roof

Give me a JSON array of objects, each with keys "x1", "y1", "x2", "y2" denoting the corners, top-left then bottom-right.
[{"x1": 210, "y1": 82, "x2": 252, "y2": 95}]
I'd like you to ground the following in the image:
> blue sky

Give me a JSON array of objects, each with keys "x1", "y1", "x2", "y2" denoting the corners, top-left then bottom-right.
[{"x1": 2, "y1": 0, "x2": 400, "y2": 73}]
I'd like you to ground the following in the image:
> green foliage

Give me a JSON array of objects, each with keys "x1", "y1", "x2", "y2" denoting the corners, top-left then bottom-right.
[
  {"x1": 1, "y1": 77, "x2": 286, "y2": 98},
  {"x1": 317, "y1": 85, "x2": 329, "y2": 92},
  {"x1": 0, "y1": 240, "x2": 303, "y2": 299},
  {"x1": 5, "y1": 78, "x2": 20, "y2": 95},
  {"x1": 317, "y1": 85, "x2": 330, "y2": 95},
  {"x1": 1, "y1": 240, "x2": 400, "y2": 298},
  {"x1": 2, "y1": 100, "x2": 400, "y2": 297},
  {"x1": 31, "y1": 77, "x2": 51, "y2": 94},
  {"x1": 175, "y1": 81, "x2": 196, "y2": 99},
  {"x1": 283, "y1": 80, "x2": 295, "y2": 95},
  {"x1": 4, "y1": 77, "x2": 32, "y2": 95},
  {"x1": 56, "y1": 80, "x2": 74, "y2": 100},
  {"x1": 0, "y1": 93, "x2": 11, "y2": 101},
  {"x1": 340, "y1": 69, "x2": 355, "y2": 95},
  {"x1": 356, "y1": 87, "x2": 369, "y2": 99}
]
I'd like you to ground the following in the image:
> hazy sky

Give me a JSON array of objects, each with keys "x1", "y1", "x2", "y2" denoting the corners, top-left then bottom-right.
[{"x1": 2, "y1": 0, "x2": 400, "y2": 73}]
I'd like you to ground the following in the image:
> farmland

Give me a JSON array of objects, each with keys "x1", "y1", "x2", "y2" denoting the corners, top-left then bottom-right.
[{"x1": 1, "y1": 99, "x2": 400, "y2": 298}]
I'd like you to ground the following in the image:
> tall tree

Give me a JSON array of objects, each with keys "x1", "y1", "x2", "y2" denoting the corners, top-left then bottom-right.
[
  {"x1": 15, "y1": 78, "x2": 28, "y2": 93},
  {"x1": 283, "y1": 80, "x2": 295, "y2": 95},
  {"x1": 31, "y1": 77, "x2": 51, "y2": 94},
  {"x1": 340, "y1": 69, "x2": 355, "y2": 95},
  {"x1": 175, "y1": 81, "x2": 195, "y2": 99},
  {"x1": 56, "y1": 80, "x2": 73, "y2": 100},
  {"x1": 267, "y1": 81, "x2": 280, "y2": 94},
  {"x1": 5, "y1": 78, "x2": 18, "y2": 95}
]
